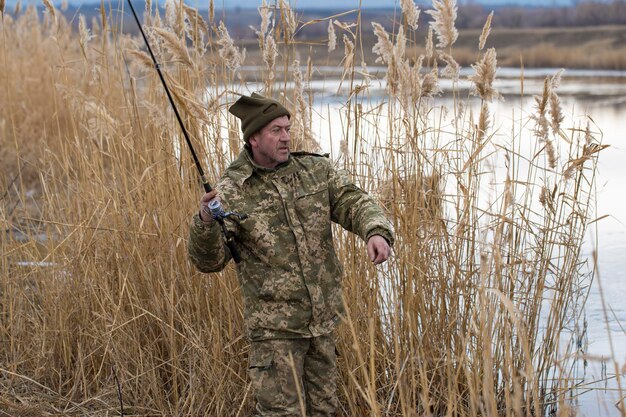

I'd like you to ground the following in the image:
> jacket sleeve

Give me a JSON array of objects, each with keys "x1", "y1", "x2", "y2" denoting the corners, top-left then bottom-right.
[
  {"x1": 328, "y1": 164, "x2": 395, "y2": 246},
  {"x1": 188, "y1": 212, "x2": 233, "y2": 273}
]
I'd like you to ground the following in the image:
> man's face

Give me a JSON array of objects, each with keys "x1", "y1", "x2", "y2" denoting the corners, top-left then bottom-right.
[{"x1": 249, "y1": 115, "x2": 291, "y2": 169}]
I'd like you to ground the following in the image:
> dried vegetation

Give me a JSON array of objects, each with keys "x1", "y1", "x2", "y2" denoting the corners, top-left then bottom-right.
[{"x1": 0, "y1": 1, "x2": 617, "y2": 416}]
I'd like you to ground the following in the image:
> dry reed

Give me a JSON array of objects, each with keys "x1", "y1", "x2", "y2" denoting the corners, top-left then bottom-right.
[
  {"x1": 151, "y1": 26, "x2": 193, "y2": 68},
  {"x1": 77, "y1": 14, "x2": 92, "y2": 60},
  {"x1": 41, "y1": 0, "x2": 55, "y2": 20},
  {"x1": 439, "y1": 51, "x2": 460, "y2": 81},
  {"x1": 478, "y1": 10, "x2": 493, "y2": 51},
  {"x1": 328, "y1": 19, "x2": 336, "y2": 52},
  {"x1": 427, "y1": 0, "x2": 458, "y2": 48},
  {"x1": 425, "y1": 26, "x2": 434, "y2": 60},
  {"x1": 400, "y1": 0, "x2": 420, "y2": 31},
  {"x1": 216, "y1": 20, "x2": 246, "y2": 72},
  {"x1": 0, "y1": 2, "x2": 611, "y2": 416},
  {"x1": 468, "y1": 47, "x2": 500, "y2": 102}
]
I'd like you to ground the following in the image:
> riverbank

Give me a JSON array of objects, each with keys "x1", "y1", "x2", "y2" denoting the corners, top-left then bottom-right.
[
  {"x1": 5, "y1": 3, "x2": 625, "y2": 70},
  {"x1": 240, "y1": 24, "x2": 626, "y2": 71}
]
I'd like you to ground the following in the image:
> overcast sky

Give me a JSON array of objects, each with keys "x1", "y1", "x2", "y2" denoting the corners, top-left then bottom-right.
[
  {"x1": 2, "y1": 0, "x2": 574, "y2": 9},
  {"x1": 215, "y1": 0, "x2": 572, "y2": 8}
]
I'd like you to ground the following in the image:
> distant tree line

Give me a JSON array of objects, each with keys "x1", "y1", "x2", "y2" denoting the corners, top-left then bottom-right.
[
  {"x1": 279, "y1": 0, "x2": 626, "y2": 40},
  {"x1": 458, "y1": 0, "x2": 626, "y2": 28},
  {"x1": 24, "y1": 0, "x2": 626, "y2": 40}
]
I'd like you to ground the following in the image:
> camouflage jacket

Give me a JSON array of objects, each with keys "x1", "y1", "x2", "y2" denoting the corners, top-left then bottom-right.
[{"x1": 188, "y1": 149, "x2": 394, "y2": 341}]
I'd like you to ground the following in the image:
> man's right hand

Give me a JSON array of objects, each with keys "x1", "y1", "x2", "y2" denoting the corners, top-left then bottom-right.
[{"x1": 199, "y1": 190, "x2": 219, "y2": 222}]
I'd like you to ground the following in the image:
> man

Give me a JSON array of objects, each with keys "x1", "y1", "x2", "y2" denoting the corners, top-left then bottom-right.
[{"x1": 188, "y1": 93, "x2": 394, "y2": 416}]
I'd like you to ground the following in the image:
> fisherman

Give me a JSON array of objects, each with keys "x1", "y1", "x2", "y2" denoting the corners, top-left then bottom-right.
[{"x1": 188, "y1": 93, "x2": 394, "y2": 417}]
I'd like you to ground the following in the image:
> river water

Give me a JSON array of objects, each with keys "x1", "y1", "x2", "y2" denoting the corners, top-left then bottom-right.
[
  {"x1": 301, "y1": 68, "x2": 626, "y2": 416},
  {"x1": 561, "y1": 89, "x2": 626, "y2": 416}
]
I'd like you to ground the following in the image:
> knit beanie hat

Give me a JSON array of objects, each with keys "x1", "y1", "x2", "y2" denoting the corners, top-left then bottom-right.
[{"x1": 228, "y1": 93, "x2": 291, "y2": 142}]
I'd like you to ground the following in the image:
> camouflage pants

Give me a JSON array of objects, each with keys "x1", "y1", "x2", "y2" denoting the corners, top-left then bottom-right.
[{"x1": 248, "y1": 334, "x2": 337, "y2": 417}]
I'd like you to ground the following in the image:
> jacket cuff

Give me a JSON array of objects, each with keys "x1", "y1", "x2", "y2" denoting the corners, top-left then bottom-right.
[
  {"x1": 366, "y1": 226, "x2": 395, "y2": 247},
  {"x1": 191, "y1": 212, "x2": 220, "y2": 236}
]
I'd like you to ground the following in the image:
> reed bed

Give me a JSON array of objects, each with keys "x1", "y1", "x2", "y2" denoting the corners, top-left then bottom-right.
[{"x1": 0, "y1": 1, "x2": 616, "y2": 415}]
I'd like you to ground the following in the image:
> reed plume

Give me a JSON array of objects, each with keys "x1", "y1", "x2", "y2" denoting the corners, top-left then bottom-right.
[
  {"x1": 549, "y1": 69, "x2": 565, "y2": 135},
  {"x1": 400, "y1": 0, "x2": 420, "y2": 30},
  {"x1": 292, "y1": 60, "x2": 319, "y2": 152},
  {"x1": 439, "y1": 51, "x2": 459, "y2": 81},
  {"x1": 145, "y1": 0, "x2": 151, "y2": 19},
  {"x1": 479, "y1": 11, "x2": 493, "y2": 51},
  {"x1": 151, "y1": 26, "x2": 193, "y2": 67},
  {"x1": 255, "y1": 0, "x2": 271, "y2": 48},
  {"x1": 164, "y1": 0, "x2": 182, "y2": 34},
  {"x1": 127, "y1": 49, "x2": 155, "y2": 72},
  {"x1": 426, "y1": 0, "x2": 458, "y2": 48},
  {"x1": 533, "y1": 76, "x2": 559, "y2": 168},
  {"x1": 260, "y1": 0, "x2": 271, "y2": 36},
  {"x1": 279, "y1": 0, "x2": 297, "y2": 41},
  {"x1": 396, "y1": 25, "x2": 407, "y2": 60},
  {"x1": 407, "y1": 54, "x2": 424, "y2": 99},
  {"x1": 216, "y1": 21, "x2": 246, "y2": 72},
  {"x1": 78, "y1": 14, "x2": 92, "y2": 60},
  {"x1": 539, "y1": 185, "x2": 552, "y2": 211},
  {"x1": 549, "y1": 92, "x2": 564, "y2": 135},
  {"x1": 41, "y1": 0, "x2": 55, "y2": 20},
  {"x1": 340, "y1": 34, "x2": 354, "y2": 86},
  {"x1": 371, "y1": 22, "x2": 394, "y2": 65},
  {"x1": 328, "y1": 19, "x2": 337, "y2": 52},
  {"x1": 152, "y1": 3, "x2": 162, "y2": 29},
  {"x1": 425, "y1": 27, "x2": 434, "y2": 60},
  {"x1": 293, "y1": 60, "x2": 307, "y2": 126},
  {"x1": 183, "y1": 5, "x2": 209, "y2": 43},
  {"x1": 372, "y1": 24, "x2": 408, "y2": 95},
  {"x1": 468, "y1": 47, "x2": 500, "y2": 102},
  {"x1": 421, "y1": 67, "x2": 441, "y2": 98},
  {"x1": 263, "y1": 35, "x2": 277, "y2": 83}
]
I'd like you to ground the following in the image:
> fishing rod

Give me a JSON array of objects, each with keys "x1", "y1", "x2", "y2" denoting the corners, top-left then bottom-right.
[
  {"x1": 126, "y1": 0, "x2": 209, "y2": 193},
  {"x1": 126, "y1": 0, "x2": 246, "y2": 262}
]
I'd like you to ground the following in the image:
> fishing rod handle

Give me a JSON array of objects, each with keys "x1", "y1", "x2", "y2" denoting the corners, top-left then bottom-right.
[{"x1": 225, "y1": 237, "x2": 242, "y2": 264}]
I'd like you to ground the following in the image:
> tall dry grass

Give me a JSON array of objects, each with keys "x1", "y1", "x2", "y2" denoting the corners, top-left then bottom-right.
[{"x1": 0, "y1": 1, "x2": 616, "y2": 416}]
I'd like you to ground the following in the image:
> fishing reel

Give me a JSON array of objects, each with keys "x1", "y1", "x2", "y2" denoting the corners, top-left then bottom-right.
[
  {"x1": 206, "y1": 200, "x2": 247, "y2": 264},
  {"x1": 207, "y1": 200, "x2": 248, "y2": 222}
]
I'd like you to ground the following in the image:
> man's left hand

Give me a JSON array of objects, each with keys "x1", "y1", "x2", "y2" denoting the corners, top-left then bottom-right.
[{"x1": 367, "y1": 235, "x2": 391, "y2": 265}]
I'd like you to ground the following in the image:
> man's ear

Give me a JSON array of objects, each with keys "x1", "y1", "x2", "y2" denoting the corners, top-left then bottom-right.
[{"x1": 248, "y1": 134, "x2": 258, "y2": 149}]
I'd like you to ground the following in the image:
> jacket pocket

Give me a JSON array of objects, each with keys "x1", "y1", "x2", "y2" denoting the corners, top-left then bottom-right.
[
  {"x1": 295, "y1": 182, "x2": 328, "y2": 202},
  {"x1": 248, "y1": 345, "x2": 274, "y2": 370},
  {"x1": 248, "y1": 342, "x2": 275, "y2": 399},
  {"x1": 295, "y1": 184, "x2": 330, "y2": 238}
]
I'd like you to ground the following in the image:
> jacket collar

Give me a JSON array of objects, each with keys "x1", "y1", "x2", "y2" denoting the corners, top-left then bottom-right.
[{"x1": 225, "y1": 148, "x2": 296, "y2": 187}]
